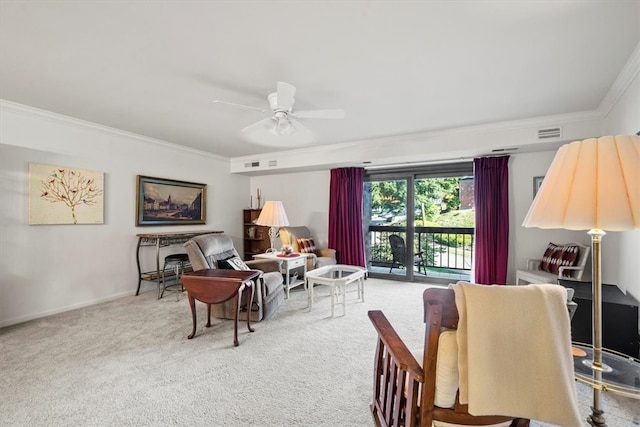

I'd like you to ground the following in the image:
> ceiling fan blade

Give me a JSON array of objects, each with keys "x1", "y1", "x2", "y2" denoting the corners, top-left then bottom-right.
[
  {"x1": 276, "y1": 81, "x2": 296, "y2": 111},
  {"x1": 291, "y1": 109, "x2": 346, "y2": 119},
  {"x1": 240, "y1": 117, "x2": 274, "y2": 135},
  {"x1": 212, "y1": 99, "x2": 266, "y2": 113},
  {"x1": 287, "y1": 117, "x2": 314, "y2": 138}
]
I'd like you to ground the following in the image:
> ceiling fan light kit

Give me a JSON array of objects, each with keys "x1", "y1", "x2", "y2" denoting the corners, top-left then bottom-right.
[
  {"x1": 270, "y1": 111, "x2": 294, "y2": 136},
  {"x1": 213, "y1": 81, "x2": 345, "y2": 146}
]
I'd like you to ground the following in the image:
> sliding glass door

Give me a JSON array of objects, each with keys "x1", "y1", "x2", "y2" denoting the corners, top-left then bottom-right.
[
  {"x1": 364, "y1": 177, "x2": 414, "y2": 280},
  {"x1": 364, "y1": 163, "x2": 474, "y2": 283}
]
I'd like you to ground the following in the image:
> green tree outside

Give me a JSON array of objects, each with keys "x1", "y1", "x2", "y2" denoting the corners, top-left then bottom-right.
[
  {"x1": 369, "y1": 177, "x2": 469, "y2": 226},
  {"x1": 368, "y1": 177, "x2": 474, "y2": 270}
]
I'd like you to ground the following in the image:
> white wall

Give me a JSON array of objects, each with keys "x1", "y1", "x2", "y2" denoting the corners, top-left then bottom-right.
[
  {"x1": 249, "y1": 170, "x2": 331, "y2": 249},
  {"x1": 602, "y1": 71, "x2": 640, "y2": 300},
  {"x1": 508, "y1": 152, "x2": 591, "y2": 284},
  {"x1": 0, "y1": 102, "x2": 249, "y2": 327}
]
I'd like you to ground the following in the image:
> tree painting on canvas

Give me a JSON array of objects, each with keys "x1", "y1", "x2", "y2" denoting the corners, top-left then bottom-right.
[{"x1": 29, "y1": 163, "x2": 104, "y2": 225}]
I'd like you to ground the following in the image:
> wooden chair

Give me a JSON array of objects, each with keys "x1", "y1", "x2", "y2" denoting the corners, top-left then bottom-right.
[{"x1": 368, "y1": 287, "x2": 530, "y2": 427}]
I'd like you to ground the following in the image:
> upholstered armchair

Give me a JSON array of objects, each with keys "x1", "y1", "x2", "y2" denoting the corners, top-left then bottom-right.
[
  {"x1": 184, "y1": 233, "x2": 284, "y2": 321},
  {"x1": 279, "y1": 226, "x2": 337, "y2": 270}
]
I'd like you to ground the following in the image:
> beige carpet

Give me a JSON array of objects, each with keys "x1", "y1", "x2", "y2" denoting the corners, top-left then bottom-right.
[{"x1": 1, "y1": 278, "x2": 637, "y2": 426}]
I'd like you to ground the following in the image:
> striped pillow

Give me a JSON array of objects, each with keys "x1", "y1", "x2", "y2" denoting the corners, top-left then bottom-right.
[
  {"x1": 296, "y1": 238, "x2": 316, "y2": 254},
  {"x1": 540, "y1": 243, "x2": 580, "y2": 276}
]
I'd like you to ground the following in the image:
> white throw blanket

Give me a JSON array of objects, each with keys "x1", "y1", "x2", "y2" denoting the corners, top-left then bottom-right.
[{"x1": 451, "y1": 282, "x2": 582, "y2": 426}]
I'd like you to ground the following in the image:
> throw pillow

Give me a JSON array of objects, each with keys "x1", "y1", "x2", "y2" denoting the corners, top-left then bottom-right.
[
  {"x1": 540, "y1": 243, "x2": 562, "y2": 273},
  {"x1": 540, "y1": 243, "x2": 580, "y2": 276},
  {"x1": 558, "y1": 245, "x2": 580, "y2": 277},
  {"x1": 218, "y1": 256, "x2": 250, "y2": 271},
  {"x1": 296, "y1": 237, "x2": 316, "y2": 254}
]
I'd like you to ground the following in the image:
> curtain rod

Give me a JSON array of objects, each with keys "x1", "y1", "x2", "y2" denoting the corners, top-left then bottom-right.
[{"x1": 363, "y1": 152, "x2": 513, "y2": 170}]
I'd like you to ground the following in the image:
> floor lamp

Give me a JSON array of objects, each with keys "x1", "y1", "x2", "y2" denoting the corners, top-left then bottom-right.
[
  {"x1": 255, "y1": 200, "x2": 290, "y2": 253},
  {"x1": 522, "y1": 135, "x2": 639, "y2": 426}
]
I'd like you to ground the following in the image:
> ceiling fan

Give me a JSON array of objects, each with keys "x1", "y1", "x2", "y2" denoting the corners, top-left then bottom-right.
[{"x1": 212, "y1": 81, "x2": 345, "y2": 146}]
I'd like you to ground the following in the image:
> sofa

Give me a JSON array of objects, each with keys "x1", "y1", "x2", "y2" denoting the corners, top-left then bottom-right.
[
  {"x1": 279, "y1": 226, "x2": 337, "y2": 271},
  {"x1": 184, "y1": 233, "x2": 284, "y2": 321}
]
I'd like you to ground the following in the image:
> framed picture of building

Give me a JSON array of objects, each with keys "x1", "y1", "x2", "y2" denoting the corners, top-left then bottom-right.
[
  {"x1": 136, "y1": 175, "x2": 206, "y2": 226},
  {"x1": 533, "y1": 176, "x2": 544, "y2": 198}
]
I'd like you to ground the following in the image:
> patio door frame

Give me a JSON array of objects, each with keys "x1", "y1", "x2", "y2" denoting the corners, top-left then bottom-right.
[
  {"x1": 364, "y1": 172, "x2": 417, "y2": 281},
  {"x1": 364, "y1": 162, "x2": 474, "y2": 283}
]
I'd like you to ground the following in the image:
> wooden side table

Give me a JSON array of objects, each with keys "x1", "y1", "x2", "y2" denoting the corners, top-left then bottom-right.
[{"x1": 182, "y1": 269, "x2": 260, "y2": 346}]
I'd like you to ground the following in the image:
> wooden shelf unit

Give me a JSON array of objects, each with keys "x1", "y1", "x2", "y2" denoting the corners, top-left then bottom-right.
[{"x1": 242, "y1": 209, "x2": 269, "y2": 260}]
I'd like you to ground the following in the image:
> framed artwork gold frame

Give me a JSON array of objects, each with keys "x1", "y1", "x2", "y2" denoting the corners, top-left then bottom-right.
[{"x1": 136, "y1": 175, "x2": 206, "y2": 226}]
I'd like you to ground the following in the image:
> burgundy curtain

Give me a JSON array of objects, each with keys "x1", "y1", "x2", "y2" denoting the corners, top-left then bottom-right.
[
  {"x1": 473, "y1": 156, "x2": 509, "y2": 284},
  {"x1": 328, "y1": 167, "x2": 366, "y2": 267}
]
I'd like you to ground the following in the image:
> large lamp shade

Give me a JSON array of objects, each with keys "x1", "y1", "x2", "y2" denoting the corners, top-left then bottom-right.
[
  {"x1": 523, "y1": 135, "x2": 639, "y2": 231},
  {"x1": 255, "y1": 200, "x2": 290, "y2": 252},
  {"x1": 255, "y1": 201, "x2": 290, "y2": 228}
]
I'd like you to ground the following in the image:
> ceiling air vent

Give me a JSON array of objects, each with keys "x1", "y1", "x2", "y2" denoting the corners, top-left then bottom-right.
[
  {"x1": 244, "y1": 161, "x2": 260, "y2": 168},
  {"x1": 537, "y1": 127, "x2": 562, "y2": 140}
]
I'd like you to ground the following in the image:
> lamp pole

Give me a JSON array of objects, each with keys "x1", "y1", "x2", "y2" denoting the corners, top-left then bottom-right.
[{"x1": 585, "y1": 229, "x2": 611, "y2": 427}]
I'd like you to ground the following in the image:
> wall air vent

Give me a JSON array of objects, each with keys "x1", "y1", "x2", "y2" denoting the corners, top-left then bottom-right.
[
  {"x1": 244, "y1": 161, "x2": 260, "y2": 168},
  {"x1": 537, "y1": 127, "x2": 562, "y2": 140},
  {"x1": 491, "y1": 147, "x2": 518, "y2": 153}
]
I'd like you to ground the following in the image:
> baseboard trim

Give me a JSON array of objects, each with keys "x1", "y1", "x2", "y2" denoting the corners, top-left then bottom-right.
[{"x1": 0, "y1": 290, "x2": 135, "y2": 329}]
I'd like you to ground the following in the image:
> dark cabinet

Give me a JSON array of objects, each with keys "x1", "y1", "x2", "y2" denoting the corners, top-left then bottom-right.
[{"x1": 559, "y1": 279, "x2": 640, "y2": 357}]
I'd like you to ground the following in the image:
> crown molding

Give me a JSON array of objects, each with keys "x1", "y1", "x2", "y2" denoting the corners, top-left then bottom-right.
[
  {"x1": 598, "y1": 41, "x2": 640, "y2": 118},
  {"x1": 0, "y1": 99, "x2": 229, "y2": 161}
]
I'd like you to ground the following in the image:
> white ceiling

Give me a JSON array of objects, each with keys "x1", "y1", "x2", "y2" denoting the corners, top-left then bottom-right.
[{"x1": 1, "y1": 1, "x2": 639, "y2": 159}]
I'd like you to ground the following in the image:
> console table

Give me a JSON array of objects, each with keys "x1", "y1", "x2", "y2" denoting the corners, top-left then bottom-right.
[
  {"x1": 182, "y1": 269, "x2": 260, "y2": 346},
  {"x1": 135, "y1": 230, "x2": 223, "y2": 297}
]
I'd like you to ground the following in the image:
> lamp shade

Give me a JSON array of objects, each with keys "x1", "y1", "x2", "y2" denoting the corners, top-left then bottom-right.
[
  {"x1": 255, "y1": 201, "x2": 290, "y2": 227},
  {"x1": 523, "y1": 135, "x2": 640, "y2": 231}
]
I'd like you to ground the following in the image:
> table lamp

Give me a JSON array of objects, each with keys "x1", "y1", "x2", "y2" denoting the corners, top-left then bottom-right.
[
  {"x1": 255, "y1": 200, "x2": 290, "y2": 252},
  {"x1": 522, "y1": 134, "x2": 639, "y2": 426}
]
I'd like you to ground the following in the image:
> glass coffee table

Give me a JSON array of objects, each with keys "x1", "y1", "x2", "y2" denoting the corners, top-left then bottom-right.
[{"x1": 304, "y1": 264, "x2": 367, "y2": 317}]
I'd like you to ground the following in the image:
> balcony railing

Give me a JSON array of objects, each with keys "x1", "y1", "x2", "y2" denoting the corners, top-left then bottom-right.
[{"x1": 366, "y1": 225, "x2": 474, "y2": 278}]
